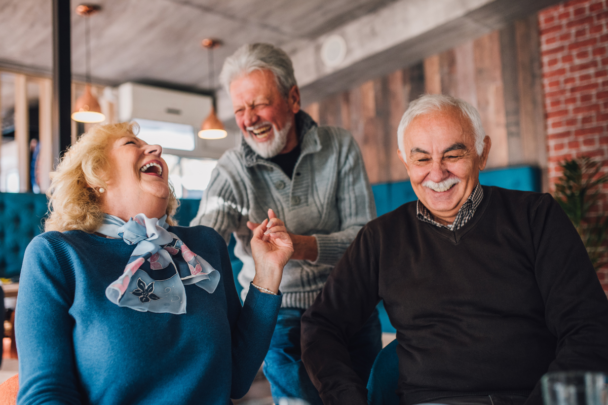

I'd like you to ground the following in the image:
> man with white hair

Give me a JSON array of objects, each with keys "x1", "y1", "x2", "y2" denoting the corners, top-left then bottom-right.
[
  {"x1": 191, "y1": 43, "x2": 381, "y2": 404},
  {"x1": 301, "y1": 94, "x2": 608, "y2": 405}
]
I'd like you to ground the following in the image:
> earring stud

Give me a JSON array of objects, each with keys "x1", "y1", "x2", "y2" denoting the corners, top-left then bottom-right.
[{"x1": 99, "y1": 187, "x2": 105, "y2": 193}]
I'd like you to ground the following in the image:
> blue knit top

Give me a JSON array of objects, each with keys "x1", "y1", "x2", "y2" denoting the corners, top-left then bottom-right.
[{"x1": 15, "y1": 225, "x2": 282, "y2": 405}]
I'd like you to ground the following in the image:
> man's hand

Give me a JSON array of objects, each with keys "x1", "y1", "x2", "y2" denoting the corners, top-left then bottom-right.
[
  {"x1": 249, "y1": 209, "x2": 294, "y2": 294},
  {"x1": 247, "y1": 218, "x2": 318, "y2": 262}
]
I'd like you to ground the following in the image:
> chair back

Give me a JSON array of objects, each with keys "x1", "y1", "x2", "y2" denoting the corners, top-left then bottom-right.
[{"x1": 367, "y1": 339, "x2": 399, "y2": 405}]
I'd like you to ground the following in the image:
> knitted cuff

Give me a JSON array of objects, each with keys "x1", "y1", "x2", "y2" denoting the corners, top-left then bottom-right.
[{"x1": 313, "y1": 233, "x2": 348, "y2": 266}]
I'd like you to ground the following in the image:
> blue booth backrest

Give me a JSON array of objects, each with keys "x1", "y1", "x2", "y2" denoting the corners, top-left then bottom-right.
[{"x1": 0, "y1": 165, "x2": 541, "y2": 303}]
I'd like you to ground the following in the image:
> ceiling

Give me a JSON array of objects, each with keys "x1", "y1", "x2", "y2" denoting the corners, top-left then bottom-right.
[{"x1": 0, "y1": 0, "x2": 395, "y2": 90}]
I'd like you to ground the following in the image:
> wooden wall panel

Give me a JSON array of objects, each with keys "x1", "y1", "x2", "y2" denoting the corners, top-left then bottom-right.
[
  {"x1": 303, "y1": 17, "x2": 546, "y2": 185},
  {"x1": 453, "y1": 41, "x2": 478, "y2": 107},
  {"x1": 473, "y1": 31, "x2": 509, "y2": 168},
  {"x1": 14, "y1": 74, "x2": 29, "y2": 192},
  {"x1": 424, "y1": 55, "x2": 441, "y2": 95},
  {"x1": 515, "y1": 16, "x2": 547, "y2": 175}
]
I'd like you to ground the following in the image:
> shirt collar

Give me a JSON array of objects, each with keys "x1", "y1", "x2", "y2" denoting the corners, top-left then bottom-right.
[
  {"x1": 241, "y1": 110, "x2": 320, "y2": 168},
  {"x1": 416, "y1": 183, "x2": 484, "y2": 231}
]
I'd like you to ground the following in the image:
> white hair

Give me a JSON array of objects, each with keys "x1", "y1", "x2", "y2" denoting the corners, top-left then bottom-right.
[
  {"x1": 397, "y1": 94, "x2": 485, "y2": 161},
  {"x1": 220, "y1": 43, "x2": 297, "y2": 99}
]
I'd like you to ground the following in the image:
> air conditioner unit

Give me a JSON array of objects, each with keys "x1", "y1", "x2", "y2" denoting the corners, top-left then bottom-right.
[{"x1": 117, "y1": 82, "x2": 235, "y2": 158}]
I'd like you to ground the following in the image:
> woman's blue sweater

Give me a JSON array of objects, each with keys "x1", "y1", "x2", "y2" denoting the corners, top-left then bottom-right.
[{"x1": 15, "y1": 225, "x2": 282, "y2": 404}]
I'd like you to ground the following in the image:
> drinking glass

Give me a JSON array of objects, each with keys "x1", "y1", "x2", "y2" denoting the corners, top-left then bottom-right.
[{"x1": 542, "y1": 371, "x2": 607, "y2": 405}]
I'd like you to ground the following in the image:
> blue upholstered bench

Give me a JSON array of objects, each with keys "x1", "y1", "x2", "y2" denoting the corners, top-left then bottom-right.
[{"x1": 0, "y1": 165, "x2": 541, "y2": 332}]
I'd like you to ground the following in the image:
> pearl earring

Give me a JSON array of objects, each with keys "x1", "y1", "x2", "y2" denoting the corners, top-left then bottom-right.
[{"x1": 99, "y1": 187, "x2": 105, "y2": 193}]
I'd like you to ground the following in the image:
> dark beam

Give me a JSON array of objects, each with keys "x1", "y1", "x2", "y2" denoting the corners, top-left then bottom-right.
[{"x1": 52, "y1": 0, "x2": 72, "y2": 157}]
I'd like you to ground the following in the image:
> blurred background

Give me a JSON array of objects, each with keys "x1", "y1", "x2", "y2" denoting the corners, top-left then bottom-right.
[{"x1": 1, "y1": 0, "x2": 607, "y2": 401}]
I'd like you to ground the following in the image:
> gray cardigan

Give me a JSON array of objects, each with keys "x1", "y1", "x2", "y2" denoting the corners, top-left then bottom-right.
[{"x1": 191, "y1": 111, "x2": 376, "y2": 308}]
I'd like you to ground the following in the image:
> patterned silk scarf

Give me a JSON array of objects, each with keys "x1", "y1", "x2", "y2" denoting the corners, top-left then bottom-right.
[{"x1": 98, "y1": 213, "x2": 220, "y2": 314}]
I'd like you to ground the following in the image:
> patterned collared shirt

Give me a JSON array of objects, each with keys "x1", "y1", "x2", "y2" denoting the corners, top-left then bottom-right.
[{"x1": 416, "y1": 183, "x2": 484, "y2": 231}]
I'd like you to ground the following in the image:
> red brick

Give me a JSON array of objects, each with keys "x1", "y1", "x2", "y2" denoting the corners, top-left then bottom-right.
[
  {"x1": 548, "y1": 131, "x2": 573, "y2": 139},
  {"x1": 550, "y1": 99, "x2": 563, "y2": 108},
  {"x1": 564, "y1": 0, "x2": 589, "y2": 8},
  {"x1": 584, "y1": 138, "x2": 598, "y2": 146},
  {"x1": 543, "y1": 68, "x2": 566, "y2": 79},
  {"x1": 545, "y1": 68, "x2": 568, "y2": 78},
  {"x1": 548, "y1": 79, "x2": 561, "y2": 88},
  {"x1": 596, "y1": 11, "x2": 608, "y2": 21},
  {"x1": 560, "y1": 32, "x2": 573, "y2": 42},
  {"x1": 547, "y1": 109, "x2": 570, "y2": 118},
  {"x1": 568, "y1": 38, "x2": 598, "y2": 51},
  {"x1": 594, "y1": 47, "x2": 608, "y2": 57},
  {"x1": 568, "y1": 38, "x2": 597, "y2": 51},
  {"x1": 580, "y1": 73, "x2": 593, "y2": 81},
  {"x1": 600, "y1": 135, "x2": 608, "y2": 143},
  {"x1": 559, "y1": 11, "x2": 573, "y2": 20},
  {"x1": 555, "y1": 142, "x2": 566, "y2": 151},
  {"x1": 569, "y1": 140, "x2": 581, "y2": 148},
  {"x1": 581, "y1": 94, "x2": 594, "y2": 102},
  {"x1": 565, "y1": 118, "x2": 579, "y2": 126},
  {"x1": 565, "y1": 96, "x2": 578, "y2": 104},
  {"x1": 601, "y1": 33, "x2": 608, "y2": 42},
  {"x1": 566, "y1": 16, "x2": 595, "y2": 28},
  {"x1": 552, "y1": 120, "x2": 565, "y2": 129},
  {"x1": 582, "y1": 115, "x2": 595, "y2": 124},
  {"x1": 602, "y1": 57, "x2": 608, "y2": 66},
  {"x1": 598, "y1": 90, "x2": 608, "y2": 99},
  {"x1": 598, "y1": 113, "x2": 608, "y2": 122},
  {"x1": 590, "y1": 23, "x2": 605, "y2": 34},
  {"x1": 571, "y1": 82, "x2": 600, "y2": 92},
  {"x1": 576, "y1": 28, "x2": 589, "y2": 39},
  {"x1": 576, "y1": 49, "x2": 590, "y2": 58},
  {"x1": 591, "y1": 2, "x2": 605, "y2": 12},
  {"x1": 562, "y1": 54, "x2": 575, "y2": 63},
  {"x1": 549, "y1": 154, "x2": 574, "y2": 162},
  {"x1": 573, "y1": 104, "x2": 601, "y2": 114},
  {"x1": 575, "y1": 126, "x2": 604, "y2": 136},
  {"x1": 542, "y1": 24, "x2": 565, "y2": 35},
  {"x1": 597, "y1": 69, "x2": 608, "y2": 78},
  {"x1": 546, "y1": 89, "x2": 568, "y2": 98},
  {"x1": 543, "y1": 15, "x2": 557, "y2": 25},
  {"x1": 547, "y1": 57, "x2": 560, "y2": 67},
  {"x1": 543, "y1": 46, "x2": 566, "y2": 57},
  {"x1": 574, "y1": 6, "x2": 589, "y2": 17},
  {"x1": 545, "y1": 36, "x2": 559, "y2": 46},
  {"x1": 580, "y1": 149, "x2": 605, "y2": 158}
]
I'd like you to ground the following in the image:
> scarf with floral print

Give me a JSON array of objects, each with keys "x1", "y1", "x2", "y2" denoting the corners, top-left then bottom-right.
[{"x1": 99, "y1": 213, "x2": 220, "y2": 314}]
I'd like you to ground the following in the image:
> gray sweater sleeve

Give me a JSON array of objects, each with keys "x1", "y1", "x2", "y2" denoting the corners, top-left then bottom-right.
[
  {"x1": 190, "y1": 164, "x2": 243, "y2": 244},
  {"x1": 313, "y1": 132, "x2": 377, "y2": 266}
]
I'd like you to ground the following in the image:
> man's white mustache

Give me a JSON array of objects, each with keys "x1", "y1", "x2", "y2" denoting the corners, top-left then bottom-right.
[{"x1": 423, "y1": 177, "x2": 461, "y2": 192}]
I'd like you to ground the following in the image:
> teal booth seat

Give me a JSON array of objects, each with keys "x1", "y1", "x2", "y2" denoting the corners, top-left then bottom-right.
[{"x1": 0, "y1": 166, "x2": 540, "y2": 332}]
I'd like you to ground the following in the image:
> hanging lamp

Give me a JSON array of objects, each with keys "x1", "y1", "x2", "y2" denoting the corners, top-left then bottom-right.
[
  {"x1": 72, "y1": 4, "x2": 105, "y2": 124},
  {"x1": 198, "y1": 38, "x2": 227, "y2": 140}
]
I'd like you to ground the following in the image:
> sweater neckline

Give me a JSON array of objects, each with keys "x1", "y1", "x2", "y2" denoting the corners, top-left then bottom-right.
[{"x1": 422, "y1": 186, "x2": 493, "y2": 244}]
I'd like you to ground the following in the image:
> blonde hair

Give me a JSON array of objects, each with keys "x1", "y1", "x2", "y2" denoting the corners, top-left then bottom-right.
[{"x1": 45, "y1": 122, "x2": 178, "y2": 233}]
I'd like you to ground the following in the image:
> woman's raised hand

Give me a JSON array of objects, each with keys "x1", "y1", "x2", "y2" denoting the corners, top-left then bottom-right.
[{"x1": 250, "y1": 209, "x2": 294, "y2": 294}]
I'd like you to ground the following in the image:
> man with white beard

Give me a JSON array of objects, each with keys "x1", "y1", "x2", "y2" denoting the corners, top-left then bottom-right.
[
  {"x1": 301, "y1": 94, "x2": 608, "y2": 405},
  {"x1": 191, "y1": 43, "x2": 381, "y2": 404}
]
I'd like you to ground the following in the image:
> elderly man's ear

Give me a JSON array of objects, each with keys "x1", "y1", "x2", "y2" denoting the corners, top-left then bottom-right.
[
  {"x1": 478, "y1": 136, "x2": 492, "y2": 171},
  {"x1": 287, "y1": 85, "x2": 301, "y2": 114}
]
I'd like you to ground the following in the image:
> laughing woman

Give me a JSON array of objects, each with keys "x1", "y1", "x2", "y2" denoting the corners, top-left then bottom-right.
[{"x1": 16, "y1": 122, "x2": 293, "y2": 405}]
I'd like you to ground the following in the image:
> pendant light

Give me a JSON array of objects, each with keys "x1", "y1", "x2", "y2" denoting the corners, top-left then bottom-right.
[
  {"x1": 72, "y1": 4, "x2": 105, "y2": 124},
  {"x1": 198, "y1": 38, "x2": 227, "y2": 140}
]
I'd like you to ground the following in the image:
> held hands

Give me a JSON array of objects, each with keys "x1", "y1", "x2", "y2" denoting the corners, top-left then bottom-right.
[
  {"x1": 249, "y1": 209, "x2": 294, "y2": 294},
  {"x1": 247, "y1": 217, "x2": 319, "y2": 262}
]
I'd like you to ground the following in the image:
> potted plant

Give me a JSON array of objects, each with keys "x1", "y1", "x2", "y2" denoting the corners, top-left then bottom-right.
[{"x1": 553, "y1": 157, "x2": 608, "y2": 271}]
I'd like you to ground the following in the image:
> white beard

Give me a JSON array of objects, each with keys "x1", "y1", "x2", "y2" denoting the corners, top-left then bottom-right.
[
  {"x1": 423, "y1": 177, "x2": 461, "y2": 192},
  {"x1": 244, "y1": 121, "x2": 292, "y2": 159}
]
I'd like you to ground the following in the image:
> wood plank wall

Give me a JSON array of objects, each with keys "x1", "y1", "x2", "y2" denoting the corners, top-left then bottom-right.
[{"x1": 304, "y1": 15, "x2": 547, "y2": 187}]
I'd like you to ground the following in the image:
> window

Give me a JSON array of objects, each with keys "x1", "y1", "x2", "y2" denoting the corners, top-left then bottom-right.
[
  {"x1": 163, "y1": 154, "x2": 217, "y2": 199},
  {"x1": 134, "y1": 118, "x2": 196, "y2": 151}
]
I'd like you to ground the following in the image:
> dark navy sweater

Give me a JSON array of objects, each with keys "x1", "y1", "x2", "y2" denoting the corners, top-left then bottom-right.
[
  {"x1": 302, "y1": 187, "x2": 608, "y2": 405},
  {"x1": 16, "y1": 225, "x2": 282, "y2": 405}
]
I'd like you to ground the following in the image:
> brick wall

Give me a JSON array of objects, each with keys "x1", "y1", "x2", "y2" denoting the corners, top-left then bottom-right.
[{"x1": 539, "y1": 0, "x2": 608, "y2": 289}]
